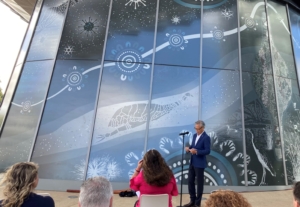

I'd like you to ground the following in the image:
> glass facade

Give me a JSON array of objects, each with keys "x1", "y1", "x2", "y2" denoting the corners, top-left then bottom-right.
[{"x1": 1, "y1": 0, "x2": 300, "y2": 188}]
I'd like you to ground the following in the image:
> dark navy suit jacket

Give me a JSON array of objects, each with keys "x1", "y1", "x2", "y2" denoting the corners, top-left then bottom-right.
[{"x1": 189, "y1": 131, "x2": 211, "y2": 168}]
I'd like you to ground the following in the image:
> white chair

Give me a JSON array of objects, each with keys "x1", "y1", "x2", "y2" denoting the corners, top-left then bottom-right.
[{"x1": 140, "y1": 194, "x2": 169, "y2": 207}]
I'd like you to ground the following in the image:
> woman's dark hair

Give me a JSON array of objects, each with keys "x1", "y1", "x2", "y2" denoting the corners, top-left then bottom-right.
[
  {"x1": 142, "y1": 149, "x2": 173, "y2": 186},
  {"x1": 294, "y1": 182, "x2": 300, "y2": 204}
]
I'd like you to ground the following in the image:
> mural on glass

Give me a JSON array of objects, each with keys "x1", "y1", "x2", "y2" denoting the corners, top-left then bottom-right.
[
  {"x1": 146, "y1": 65, "x2": 199, "y2": 185},
  {"x1": 154, "y1": 0, "x2": 201, "y2": 67},
  {"x1": 0, "y1": 61, "x2": 54, "y2": 172},
  {"x1": 88, "y1": 62, "x2": 151, "y2": 182},
  {"x1": 202, "y1": 0, "x2": 239, "y2": 70},
  {"x1": 286, "y1": 6, "x2": 300, "y2": 184},
  {"x1": 202, "y1": 69, "x2": 245, "y2": 186},
  {"x1": 31, "y1": 60, "x2": 102, "y2": 180},
  {"x1": 104, "y1": 0, "x2": 158, "y2": 66},
  {"x1": 269, "y1": 0, "x2": 298, "y2": 185},
  {"x1": 57, "y1": 0, "x2": 110, "y2": 59},
  {"x1": 27, "y1": 0, "x2": 69, "y2": 61},
  {"x1": 240, "y1": 0, "x2": 285, "y2": 186}
]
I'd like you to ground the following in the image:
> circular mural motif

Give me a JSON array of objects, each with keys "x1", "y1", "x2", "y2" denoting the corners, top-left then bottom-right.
[{"x1": 174, "y1": 0, "x2": 227, "y2": 9}]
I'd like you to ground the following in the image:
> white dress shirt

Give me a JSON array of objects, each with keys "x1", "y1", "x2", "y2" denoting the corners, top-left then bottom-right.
[{"x1": 195, "y1": 131, "x2": 204, "y2": 145}]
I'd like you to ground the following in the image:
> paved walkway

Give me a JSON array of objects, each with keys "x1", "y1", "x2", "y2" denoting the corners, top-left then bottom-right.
[{"x1": 0, "y1": 188, "x2": 294, "y2": 207}]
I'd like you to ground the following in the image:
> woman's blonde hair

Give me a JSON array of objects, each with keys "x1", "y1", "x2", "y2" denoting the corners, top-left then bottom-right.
[
  {"x1": 0, "y1": 162, "x2": 39, "y2": 207},
  {"x1": 205, "y1": 190, "x2": 251, "y2": 207}
]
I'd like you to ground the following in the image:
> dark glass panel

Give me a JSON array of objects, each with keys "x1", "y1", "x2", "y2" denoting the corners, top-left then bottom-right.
[
  {"x1": 154, "y1": 0, "x2": 201, "y2": 67},
  {"x1": 268, "y1": 1, "x2": 297, "y2": 79},
  {"x1": 31, "y1": 60, "x2": 101, "y2": 180},
  {"x1": 0, "y1": 60, "x2": 54, "y2": 171},
  {"x1": 202, "y1": 0, "x2": 239, "y2": 70},
  {"x1": 242, "y1": 71, "x2": 285, "y2": 186},
  {"x1": 27, "y1": 0, "x2": 68, "y2": 61},
  {"x1": 239, "y1": 0, "x2": 273, "y2": 74},
  {"x1": 88, "y1": 61, "x2": 151, "y2": 182},
  {"x1": 104, "y1": 0, "x2": 158, "y2": 64},
  {"x1": 57, "y1": 0, "x2": 111, "y2": 60}
]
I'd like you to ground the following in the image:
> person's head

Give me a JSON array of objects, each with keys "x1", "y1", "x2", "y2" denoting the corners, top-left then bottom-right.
[
  {"x1": 142, "y1": 149, "x2": 173, "y2": 186},
  {"x1": 293, "y1": 182, "x2": 300, "y2": 207},
  {"x1": 0, "y1": 162, "x2": 39, "y2": 207},
  {"x1": 195, "y1": 120, "x2": 205, "y2": 135},
  {"x1": 79, "y1": 176, "x2": 113, "y2": 207},
  {"x1": 205, "y1": 190, "x2": 251, "y2": 207}
]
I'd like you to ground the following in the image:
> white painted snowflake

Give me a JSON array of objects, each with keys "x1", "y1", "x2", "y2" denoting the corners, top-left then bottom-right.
[
  {"x1": 221, "y1": 8, "x2": 233, "y2": 20},
  {"x1": 171, "y1": 16, "x2": 181, "y2": 25},
  {"x1": 125, "y1": 0, "x2": 146, "y2": 10},
  {"x1": 64, "y1": 45, "x2": 74, "y2": 55}
]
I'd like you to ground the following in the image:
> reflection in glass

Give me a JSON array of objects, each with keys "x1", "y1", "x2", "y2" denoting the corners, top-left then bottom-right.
[
  {"x1": 242, "y1": 72, "x2": 284, "y2": 186},
  {"x1": 31, "y1": 60, "x2": 101, "y2": 180},
  {"x1": 0, "y1": 60, "x2": 54, "y2": 171},
  {"x1": 147, "y1": 65, "x2": 199, "y2": 185},
  {"x1": 27, "y1": 0, "x2": 68, "y2": 61},
  {"x1": 57, "y1": 0, "x2": 111, "y2": 60},
  {"x1": 155, "y1": 0, "x2": 201, "y2": 67},
  {"x1": 88, "y1": 62, "x2": 152, "y2": 182},
  {"x1": 202, "y1": 0, "x2": 239, "y2": 70},
  {"x1": 239, "y1": 0, "x2": 273, "y2": 74},
  {"x1": 104, "y1": 0, "x2": 157, "y2": 63},
  {"x1": 202, "y1": 68, "x2": 243, "y2": 186},
  {"x1": 268, "y1": 1, "x2": 297, "y2": 79}
]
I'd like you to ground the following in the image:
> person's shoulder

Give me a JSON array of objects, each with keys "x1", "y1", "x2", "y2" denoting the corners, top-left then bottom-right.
[{"x1": 31, "y1": 193, "x2": 55, "y2": 206}]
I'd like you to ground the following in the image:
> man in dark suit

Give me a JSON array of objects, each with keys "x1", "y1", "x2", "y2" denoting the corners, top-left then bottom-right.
[{"x1": 183, "y1": 120, "x2": 211, "y2": 207}]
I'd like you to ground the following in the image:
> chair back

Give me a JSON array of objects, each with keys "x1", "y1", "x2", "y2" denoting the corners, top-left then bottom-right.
[{"x1": 140, "y1": 194, "x2": 169, "y2": 207}]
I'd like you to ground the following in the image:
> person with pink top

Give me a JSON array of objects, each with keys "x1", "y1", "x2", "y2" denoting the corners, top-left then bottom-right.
[{"x1": 130, "y1": 149, "x2": 178, "y2": 207}]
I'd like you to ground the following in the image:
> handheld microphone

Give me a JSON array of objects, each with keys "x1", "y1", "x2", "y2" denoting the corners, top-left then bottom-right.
[{"x1": 179, "y1": 131, "x2": 189, "y2": 136}]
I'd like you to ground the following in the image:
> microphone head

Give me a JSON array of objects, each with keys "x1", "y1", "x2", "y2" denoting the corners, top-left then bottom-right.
[{"x1": 179, "y1": 131, "x2": 189, "y2": 136}]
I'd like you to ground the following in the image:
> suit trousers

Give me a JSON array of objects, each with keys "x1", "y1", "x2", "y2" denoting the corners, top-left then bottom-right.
[{"x1": 188, "y1": 164, "x2": 204, "y2": 206}]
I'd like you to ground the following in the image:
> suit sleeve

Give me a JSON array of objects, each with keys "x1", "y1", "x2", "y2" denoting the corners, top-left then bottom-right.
[
  {"x1": 189, "y1": 135, "x2": 195, "y2": 149},
  {"x1": 195, "y1": 135, "x2": 211, "y2": 156}
]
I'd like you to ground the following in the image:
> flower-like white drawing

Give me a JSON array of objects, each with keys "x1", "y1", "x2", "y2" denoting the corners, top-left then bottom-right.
[
  {"x1": 62, "y1": 66, "x2": 87, "y2": 91},
  {"x1": 125, "y1": 0, "x2": 146, "y2": 10},
  {"x1": 244, "y1": 17, "x2": 258, "y2": 30},
  {"x1": 165, "y1": 29, "x2": 188, "y2": 51},
  {"x1": 108, "y1": 41, "x2": 151, "y2": 81},
  {"x1": 221, "y1": 8, "x2": 233, "y2": 20},
  {"x1": 20, "y1": 99, "x2": 32, "y2": 114},
  {"x1": 64, "y1": 45, "x2": 75, "y2": 55},
  {"x1": 210, "y1": 26, "x2": 225, "y2": 42},
  {"x1": 171, "y1": 15, "x2": 181, "y2": 24}
]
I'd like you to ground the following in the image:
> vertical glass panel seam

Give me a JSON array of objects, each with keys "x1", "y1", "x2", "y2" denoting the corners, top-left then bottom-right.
[
  {"x1": 143, "y1": 0, "x2": 160, "y2": 153},
  {"x1": 0, "y1": 0, "x2": 44, "y2": 134},
  {"x1": 28, "y1": 0, "x2": 72, "y2": 162},
  {"x1": 237, "y1": 0, "x2": 248, "y2": 187},
  {"x1": 83, "y1": 0, "x2": 114, "y2": 180},
  {"x1": 199, "y1": 0, "x2": 204, "y2": 120},
  {"x1": 265, "y1": 0, "x2": 288, "y2": 186}
]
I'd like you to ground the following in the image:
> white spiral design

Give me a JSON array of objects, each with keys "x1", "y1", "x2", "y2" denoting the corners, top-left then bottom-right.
[
  {"x1": 22, "y1": 101, "x2": 32, "y2": 112},
  {"x1": 117, "y1": 51, "x2": 142, "y2": 73},
  {"x1": 245, "y1": 17, "x2": 256, "y2": 28},
  {"x1": 67, "y1": 72, "x2": 82, "y2": 86},
  {"x1": 213, "y1": 30, "x2": 224, "y2": 40},
  {"x1": 169, "y1": 34, "x2": 184, "y2": 47}
]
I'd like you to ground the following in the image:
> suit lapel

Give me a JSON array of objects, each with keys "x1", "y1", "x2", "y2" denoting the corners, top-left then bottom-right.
[{"x1": 195, "y1": 132, "x2": 205, "y2": 147}]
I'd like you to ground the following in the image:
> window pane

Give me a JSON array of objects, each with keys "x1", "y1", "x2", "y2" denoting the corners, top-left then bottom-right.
[
  {"x1": 31, "y1": 60, "x2": 101, "y2": 180},
  {"x1": 27, "y1": 0, "x2": 68, "y2": 61},
  {"x1": 88, "y1": 61, "x2": 151, "y2": 182},
  {"x1": 57, "y1": 0, "x2": 111, "y2": 60},
  {"x1": 147, "y1": 65, "x2": 199, "y2": 185},
  {"x1": 0, "y1": 60, "x2": 54, "y2": 171},
  {"x1": 202, "y1": 0, "x2": 239, "y2": 70},
  {"x1": 154, "y1": 0, "x2": 201, "y2": 67},
  {"x1": 104, "y1": 0, "x2": 158, "y2": 63},
  {"x1": 202, "y1": 68, "x2": 243, "y2": 186}
]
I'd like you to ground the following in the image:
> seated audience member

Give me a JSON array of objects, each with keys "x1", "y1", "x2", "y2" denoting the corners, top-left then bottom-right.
[
  {"x1": 293, "y1": 181, "x2": 300, "y2": 207},
  {"x1": 130, "y1": 149, "x2": 178, "y2": 207},
  {"x1": 205, "y1": 190, "x2": 251, "y2": 207},
  {"x1": 79, "y1": 176, "x2": 113, "y2": 207},
  {"x1": 0, "y1": 162, "x2": 55, "y2": 207}
]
